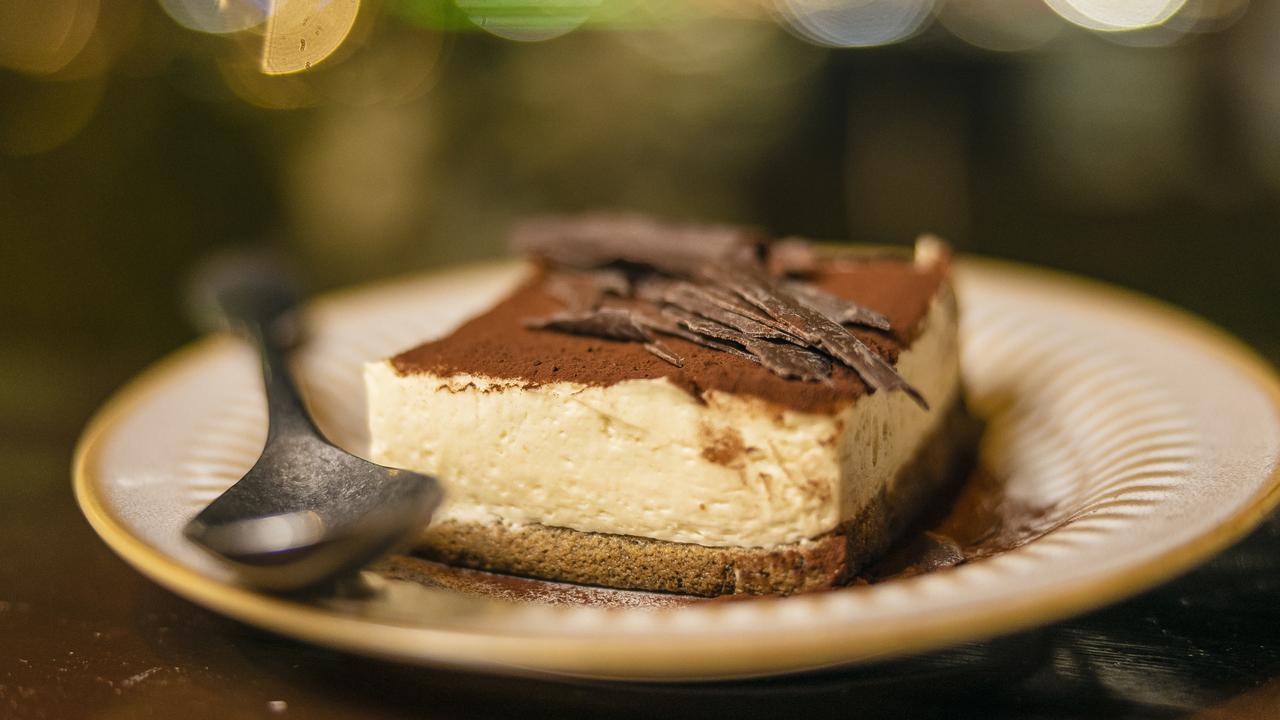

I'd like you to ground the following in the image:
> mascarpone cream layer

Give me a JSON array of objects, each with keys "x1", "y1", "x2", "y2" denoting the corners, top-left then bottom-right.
[{"x1": 365, "y1": 290, "x2": 959, "y2": 548}]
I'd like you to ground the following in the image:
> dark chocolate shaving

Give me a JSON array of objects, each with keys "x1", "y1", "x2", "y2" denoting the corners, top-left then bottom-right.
[
  {"x1": 662, "y1": 307, "x2": 750, "y2": 346},
  {"x1": 530, "y1": 304, "x2": 684, "y2": 368},
  {"x1": 638, "y1": 311, "x2": 760, "y2": 364},
  {"x1": 642, "y1": 342, "x2": 684, "y2": 368},
  {"x1": 742, "y1": 339, "x2": 833, "y2": 383},
  {"x1": 637, "y1": 277, "x2": 809, "y2": 346},
  {"x1": 544, "y1": 269, "x2": 630, "y2": 312},
  {"x1": 515, "y1": 215, "x2": 935, "y2": 408},
  {"x1": 643, "y1": 280, "x2": 799, "y2": 343},
  {"x1": 663, "y1": 308, "x2": 832, "y2": 383},
  {"x1": 766, "y1": 237, "x2": 820, "y2": 277},
  {"x1": 512, "y1": 213, "x2": 763, "y2": 277},
  {"x1": 632, "y1": 275, "x2": 679, "y2": 304},
  {"x1": 692, "y1": 285, "x2": 809, "y2": 343},
  {"x1": 701, "y1": 266, "x2": 928, "y2": 409},
  {"x1": 784, "y1": 281, "x2": 892, "y2": 331},
  {"x1": 525, "y1": 307, "x2": 652, "y2": 342}
]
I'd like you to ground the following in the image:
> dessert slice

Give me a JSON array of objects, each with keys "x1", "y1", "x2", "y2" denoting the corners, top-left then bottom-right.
[{"x1": 365, "y1": 215, "x2": 975, "y2": 596}]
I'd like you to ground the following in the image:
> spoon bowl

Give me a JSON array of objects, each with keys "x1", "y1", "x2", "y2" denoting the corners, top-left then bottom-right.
[{"x1": 182, "y1": 250, "x2": 442, "y2": 592}]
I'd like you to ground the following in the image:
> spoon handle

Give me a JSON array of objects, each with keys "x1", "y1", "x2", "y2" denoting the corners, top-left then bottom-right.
[{"x1": 189, "y1": 251, "x2": 320, "y2": 444}]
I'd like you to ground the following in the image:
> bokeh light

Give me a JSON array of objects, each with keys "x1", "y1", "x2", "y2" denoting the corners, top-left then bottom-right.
[
  {"x1": 157, "y1": 0, "x2": 268, "y2": 35},
  {"x1": 0, "y1": 74, "x2": 106, "y2": 156},
  {"x1": 261, "y1": 0, "x2": 362, "y2": 74},
  {"x1": 0, "y1": 0, "x2": 100, "y2": 76},
  {"x1": 454, "y1": 0, "x2": 603, "y2": 42},
  {"x1": 219, "y1": 53, "x2": 324, "y2": 109},
  {"x1": 939, "y1": 0, "x2": 1063, "y2": 53},
  {"x1": 1225, "y1": 0, "x2": 1280, "y2": 198},
  {"x1": 1165, "y1": 0, "x2": 1250, "y2": 33},
  {"x1": 1043, "y1": 0, "x2": 1189, "y2": 32},
  {"x1": 619, "y1": 4, "x2": 822, "y2": 87},
  {"x1": 1093, "y1": 23, "x2": 1186, "y2": 47},
  {"x1": 310, "y1": 25, "x2": 444, "y2": 106},
  {"x1": 776, "y1": 0, "x2": 937, "y2": 48}
]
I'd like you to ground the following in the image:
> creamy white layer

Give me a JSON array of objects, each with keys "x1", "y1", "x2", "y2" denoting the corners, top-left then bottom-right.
[{"x1": 364, "y1": 290, "x2": 959, "y2": 548}]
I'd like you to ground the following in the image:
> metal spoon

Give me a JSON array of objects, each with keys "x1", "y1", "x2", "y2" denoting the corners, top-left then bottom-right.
[{"x1": 182, "y1": 251, "x2": 442, "y2": 592}]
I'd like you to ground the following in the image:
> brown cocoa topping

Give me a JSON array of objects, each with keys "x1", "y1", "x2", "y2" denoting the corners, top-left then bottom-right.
[{"x1": 391, "y1": 256, "x2": 949, "y2": 415}]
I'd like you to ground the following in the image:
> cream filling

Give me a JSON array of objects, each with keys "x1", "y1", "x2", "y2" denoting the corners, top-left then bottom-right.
[{"x1": 364, "y1": 290, "x2": 959, "y2": 548}]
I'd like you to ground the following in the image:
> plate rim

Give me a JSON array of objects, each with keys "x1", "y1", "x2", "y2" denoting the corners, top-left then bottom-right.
[{"x1": 72, "y1": 256, "x2": 1280, "y2": 681}]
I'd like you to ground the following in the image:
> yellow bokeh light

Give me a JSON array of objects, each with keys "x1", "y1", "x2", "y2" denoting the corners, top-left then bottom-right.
[
  {"x1": 0, "y1": 74, "x2": 106, "y2": 156},
  {"x1": 0, "y1": 0, "x2": 99, "y2": 75},
  {"x1": 310, "y1": 25, "x2": 444, "y2": 106},
  {"x1": 261, "y1": 0, "x2": 362, "y2": 74},
  {"x1": 219, "y1": 52, "x2": 324, "y2": 108}
]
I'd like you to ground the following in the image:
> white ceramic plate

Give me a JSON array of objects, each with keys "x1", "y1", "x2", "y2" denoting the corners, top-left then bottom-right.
[{"x1": 74, "y1": 259, "x2": 1280, "y2": 681}]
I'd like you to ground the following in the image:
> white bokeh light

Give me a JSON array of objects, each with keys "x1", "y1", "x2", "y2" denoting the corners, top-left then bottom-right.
[
  {"x1": 1043, "y1": 0, "x2": 1189, "y2": 31},
  {"x1": 939, "y1": 0, "x2": 1063, "y2": 53},
  {"x1": 1165, "y1": 0, "x2": 1250, "y2": 32},
  {"x1": 158, "y1": 0, "x2": 269, "y2": 35},
  {"x1": 777, "y1": 0, "x2": 938, "y2": 48}
]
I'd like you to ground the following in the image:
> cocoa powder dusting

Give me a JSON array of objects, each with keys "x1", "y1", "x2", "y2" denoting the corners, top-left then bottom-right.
[
  {"x1": 863, "y1": 467, "x2": 1058, "y2": 582},
  {"x1": 391, "y1": 257, "x2": 947, "y2": 415}
]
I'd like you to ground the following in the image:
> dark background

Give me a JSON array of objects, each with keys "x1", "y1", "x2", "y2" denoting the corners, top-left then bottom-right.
[{"x1": 1, "y1": 0, "x2": 1279, "y2": 717}]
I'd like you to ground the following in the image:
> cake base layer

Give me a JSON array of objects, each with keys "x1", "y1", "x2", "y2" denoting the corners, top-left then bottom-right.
[{"x1": 411, "y1": 397, "x2": 981, "y2": 596}]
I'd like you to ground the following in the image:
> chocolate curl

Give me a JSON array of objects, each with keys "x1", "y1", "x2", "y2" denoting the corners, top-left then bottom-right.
[
  {"x1": 642, "y1": 342, "x2": 684, "y2": 368},
  {"x1": 766, "y1": 237, "x2": 821, "y2": 277},
  {"x1": 544, "y1": 269, "x2": 630, "y2": 312},
  {"x1": 637, "y1": 278, "x2": 801, "y2": 343},
  {"x1": 701, "y1": 266, "x2": 928, "y2": 409},
  {"x1": 631, "y1": 306, "x2": 760, "y2": 364},
  {"x1": 525, "y1": 307, "x2": 683, "y2": 368},
  {"x1": 512, "y1": 213, "x2": 764, "y2": 277},
  {"x1": 515, "y1": 213, "x2": 935, "y2": 403},
  {"x1": 745, "y1": 339, "x2": 834, "y2": 384},
  {"x1": 663, "y1": 308, "x2": 833, "y2": 383},
  {"x1": 784, "y1": 281, "x2": 892, "y2": 332}
]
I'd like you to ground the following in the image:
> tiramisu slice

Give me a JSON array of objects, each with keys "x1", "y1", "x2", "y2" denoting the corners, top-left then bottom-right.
[{"x1": 365, "y1": 215, "x2": 976, "y2": 596}]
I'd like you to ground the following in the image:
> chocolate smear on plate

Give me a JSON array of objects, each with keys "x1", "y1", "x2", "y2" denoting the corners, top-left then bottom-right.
[
  {"x1": 862, "y1": 466, "x2": 1060, "y2": 582},
  {"x1": 516, "y1": 213, "x2": 933, "y2": 408}
]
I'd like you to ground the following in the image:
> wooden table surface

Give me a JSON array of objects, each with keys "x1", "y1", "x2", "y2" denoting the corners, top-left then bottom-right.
[{"x1": 4, "y1": 366, "x2": 1280, "y2": 720}]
